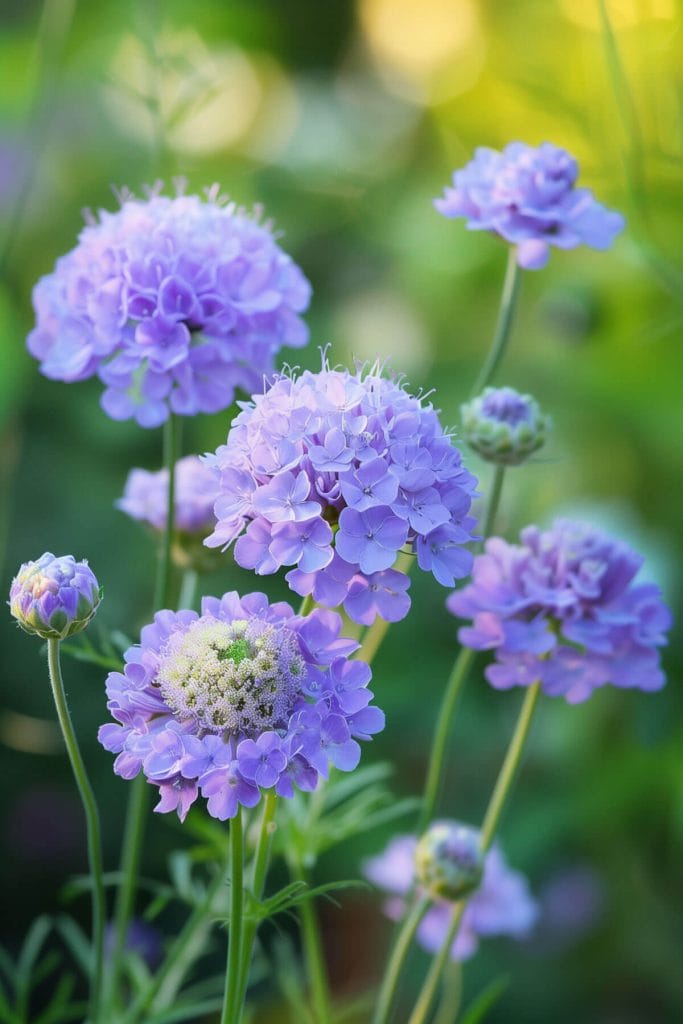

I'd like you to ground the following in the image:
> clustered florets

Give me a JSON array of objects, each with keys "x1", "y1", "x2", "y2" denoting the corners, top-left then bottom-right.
[
  {"x1": 448, "y1": 518, "x2": 671, "y2": 703},
  {"x1": 117, "y1": 455, "x2": 219, "y2": 533},
  {"x1": 9, "y1": 553, "x2": 101, "y2": 640},
  {"x1": 28, "y1": 188, "x2": 312, "y2": 427},
  {"x1": 98, "y1": 591, "x2": 383, "y2": 821},
  {"x1": 434, "y1": 141, "x2": 625, "y2": 269},
  {"x1": 461, "y1": 386, "x2": 549, "y2": 466},
  {"x1": 364, "y1": 825, "x2": 537, "y2": 961},
  {"x1": 205, "y1": 361, "x2": 479, "y2": 625},
  {"x1": 415, "y1": 821, "x2": 484, "y2": 901}
]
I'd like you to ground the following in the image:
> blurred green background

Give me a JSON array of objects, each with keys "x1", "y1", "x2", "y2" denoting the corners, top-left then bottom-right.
[{"x1": 1, "y1": 0, "x2": 682, "y2": 1021}]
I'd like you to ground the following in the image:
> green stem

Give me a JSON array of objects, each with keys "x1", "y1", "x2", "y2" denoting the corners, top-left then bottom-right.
[
  {"x1": 407, "y1": 903, "x2": 466, "y2": 1024},
  {"x1": 123, "y1": 862, "x2": 229, "y2": 1022},
  {"x1": 480, "y1": 465, "x2": 506, "y2": 546},
  {"x1": 46, "y1": 639, "x2": 105, "y2": 1022},
  {"x1": 154, "y1": 413, "x2": 179, "y2": 611},
  {"x1": 299, "y1": 594, "x2": 315, "y2": 617},
  {"x1": 358, "y1": 551, "x2": 414, "y2": 667},
  {"x1": 371, "y1": 896, "x2": 430, "y2": 1024},
  {"x1": 419, "y1": 647, "x2": 475, "y2": 835},
  {"x1": 409, "y1": 682, "x2": 542, "y2": 1024},
  {"x1": 479, "y1": 682, "x2": 541, "y2": 852},
  {"x1": 291, "y1": 859, "x2": 332, "y2": 1024},
  {"x1": 234, "y1": 792, "x2": 278, "y2": 1017},
  {"x1": 178, "y1": 567, "x2": 199, "y2": 611},
  {"x1": 471, "y1": 250, "x2": 522, "y2": 396},
  {"x1": 419, "y1": 465, "x2": 506, "y2": 834},
  {"x1": 110, "y1": 773, "x2": 148, "y2": 998},
  {"x1": 222, "y1": 810, "x2": 245, "y2": 1024}
]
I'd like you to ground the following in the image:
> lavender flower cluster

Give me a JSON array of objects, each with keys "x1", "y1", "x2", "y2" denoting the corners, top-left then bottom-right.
[
  {"x1": 28, "y1": 189, "x2": 312, "y2": 427},
  {"x1": 117, "y1": 455, "x2": 219, "y2": 534},
  {"x1": 98, "y1": 591, "x2": 383, "y2": 821},
  {"x1": 205, "y1": 362, "x2": 479, "y2": 625},
  {"x1": 364, "y1": 828, "x2": 537, "y2": 961},
  {"x1": 435, "y1": 141, "x2": 625, "y2": 269},
  {"x1": 448, "y1": 519, "x2": 671, "y2": 703}
]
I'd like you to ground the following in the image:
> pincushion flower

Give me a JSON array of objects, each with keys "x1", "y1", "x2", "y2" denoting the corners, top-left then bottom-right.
[
  {"x1": 461, "y1": 386, "x2": 550, "y2": 466},
  {"x1": 9, "y1": 553, "x2": 101, "y2": 640},
  {"x1": 98, "y1": 591, "x2": 383, "y2": 821},
  {"x1": 448, "y1": 519, "x2": 671, "y2": 704},
  {"x1": 28, "y1": 187, "x2": 312, "y2": 427},
  {"x1": 205, "y1": 360, "x2": 479, "y2": 625},
  {"x1": 363, "y1": 826, "x2": 537, "y2": 961},
  {"x1": 117, "y1": 455, "x2": 219, "y2": 533},
  {"x1": 434, "y1": 142, "x2": 625, "y2": 270}
]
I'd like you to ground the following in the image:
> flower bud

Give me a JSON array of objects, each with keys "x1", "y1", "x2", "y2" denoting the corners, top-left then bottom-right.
[
  {"x1": 415, "y1": 822, "x2": 484, "y2": 901},
  {"x1": 9, "y1": 553, "x2": 101, "y2": 640},
  {"x1": 461, "y1": 387, "x2": 549, "y2": 466}
]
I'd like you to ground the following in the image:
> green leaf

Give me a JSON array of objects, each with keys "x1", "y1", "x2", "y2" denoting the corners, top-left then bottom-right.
[
  {"x1": 143, "y1": 996, "x2": 225, "y2": 1023},
  {"x1": 459, "y1": 975, "x2": 510, "y2": 1024},
  {"x1": 53, "y1": 917, "x2": 91, "y2": 978},
  {"x1": 15, "y1": 917, "x2": 52, "y2": 1018}
]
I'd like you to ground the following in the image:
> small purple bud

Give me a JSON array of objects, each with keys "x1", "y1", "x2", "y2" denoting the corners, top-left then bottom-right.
[{"x1": 9, "y1": 553, "x2": 101, "y2": 640}]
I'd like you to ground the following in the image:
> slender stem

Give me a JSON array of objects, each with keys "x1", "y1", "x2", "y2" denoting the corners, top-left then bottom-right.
[
  {"x1": 235, "y1": 792, "x2": 278, "y2": 1017},
  {"x1": 299, "y1": 594, "x2": 315, "y2": 617},
  {"x1": 222, "y1": 810, "x2": 245, "y2": 1024},
  {"x1": 479, "y1": 682, "x2": 541, "y2": 852},
  {"x1": 471, "y1": 250, "x2": 522, "y2": 396},
  {"x1": 290, "y1": 859, "x2": 333, "y2": 1024},
  {"x1": 154, "y1": 413, "x2": 179, "y2": 611},
  {"x1": 419, "y1": 463, "x2": 507, "y2": 834},
  {"x1": 419, "y1": 647, "x2": 475, "y2": 834},
  {"x1": 123, "y1": 862, "x2": 229, "y2": 1022},
  {"x1": 110, "y1": 773, "x2": 148, "y2": 994},
  {"x1": 178, "y1": 568, "x2": 199, "y2": 611},
  {"x1": 372, "y1": 896, "x2": 430, "y2": 1024},
  {"x1": 46, "y1": 639, "x2": 105, "y2": 1022},
  {"x1": 433, "y1": 961, "x2": 463, "y2": 1024},
  {"x1": 113, "y1": 412, "x2": 180, "y2": 1010},
  {"x1": 409, "y1": 682, "x2": 542, "y2": 1024},
  {"x1": 479, "y1": 466, "x2": 506, "y2": 547},
  {"x1": 407, "y1": 903, "x2": 466, "y2": 1024},
  {"x1": 358, "y1": 615, "x2": 391, "y2": 667}
]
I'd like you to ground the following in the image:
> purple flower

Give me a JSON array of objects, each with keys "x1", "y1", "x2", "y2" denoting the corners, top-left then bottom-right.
[
  {"x1": 117, "y1": 455, "x2": 219, "y2": 533},
  {"x1": 9, "y1": 553, "x2": 100, "y2": 640},
  {"x1": 461, "y1": 387, "x2": 550, "y2": 466},
  {"x1": 206, "y1": 359, "x2": 478, "y2": 624},
  {"x1": 28, "y1": 187, "x2": 312, "y2": 426},
  {"x1": 98, "y1": 591, "x2": 382, "y2": 821},
  {"x1": 448, "y1": 519, "x2": 671, "y2": 703},
  {"x1": 363, "y1": 825, "x2": 537, "y2": 961},
  {"x1": 435, "y1": 142, "x2": 625, "y2": 269}
]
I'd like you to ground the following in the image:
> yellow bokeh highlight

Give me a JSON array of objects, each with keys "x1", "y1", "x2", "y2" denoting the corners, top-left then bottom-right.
[
  {"x1": 358, "y1": 0, "x2": 484, "y2": 102},
  {"x1": 562, "y1": 0, "x2": 677, "y2": 30},
  {"x1": 105, "y1": 28, "x2": 263, "y2": 155}
]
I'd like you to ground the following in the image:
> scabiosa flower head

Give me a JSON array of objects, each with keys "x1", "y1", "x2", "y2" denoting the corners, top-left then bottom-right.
[
  {"x1": 448, "y1": 518, "x2": 672, "y2": 704},
  {"x1": 461, "y1": 386, "x2": 550, "y2": 466},
  {"x1": 205, "y1": 359, "x2": 479, "y2": 625},
  {"x1": 434, "y1": 142, "x2": 625, "y2": 270},
  {"x1": 98, "y1": 591, "x2": 383, "y2": 821},
  {"x1": 118, "y1": 455, "x2": 219, "y2": 532},
  {"x1": 415, "y1": 822, "x2": 484, "y2": 901},
  {"x1": 28, "y1": 185, "x2": 312, "y2": 427},
  {"x1": 9, "y1": 553, "x2": 101, "y2": 640},
  {"x1": 363, "y1": 825, "x2": 537, "y2": 961}
]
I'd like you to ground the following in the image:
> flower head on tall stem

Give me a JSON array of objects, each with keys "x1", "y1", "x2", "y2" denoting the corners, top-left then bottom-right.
[
  {"x1": 28, "y1": 186, "x2": 312, "y2": 426},
  {"x1": 99, "y1": 591, "x2": 383, "y2": 821},
  {"x1": 364, "y1": 824, "x2": 537, "y2": 961},
  {"x1": 448, "y1": 518, "x2": 671, "y2": 703},
  {"x1": 435, "y1": 142, "x2": 625, "y2": 269},
  {"x1": 205, "y1": 357, "x2": 479, "y2": 625},
  {"x1": 461, "y1": 386, "x2": 550, "y2": 466}
]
